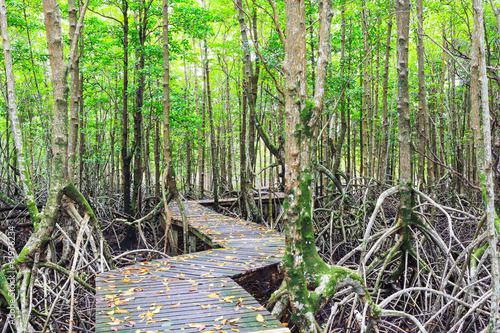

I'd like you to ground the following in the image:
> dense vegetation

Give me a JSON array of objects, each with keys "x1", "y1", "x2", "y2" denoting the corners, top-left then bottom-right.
[{"x1": 0, "y1": 0, "x2": 499, "y2": 331}]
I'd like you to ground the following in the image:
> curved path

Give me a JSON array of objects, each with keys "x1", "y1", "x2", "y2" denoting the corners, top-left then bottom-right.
[{"x1": 95, "y1": 201, "x2": 290, "y2": 333}]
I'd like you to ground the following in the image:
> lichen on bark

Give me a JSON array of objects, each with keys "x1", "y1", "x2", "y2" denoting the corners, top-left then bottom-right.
[{"x1": 270, "y1": 0, "x2": 374, "y2": 330}]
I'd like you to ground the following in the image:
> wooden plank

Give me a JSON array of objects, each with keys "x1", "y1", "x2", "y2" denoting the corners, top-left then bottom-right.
[{"x1": 96, "y1": 201, "x2": 290, "y2": 333}]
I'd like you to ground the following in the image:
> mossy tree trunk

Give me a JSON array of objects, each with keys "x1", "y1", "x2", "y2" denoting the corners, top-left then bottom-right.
[
  {"x1": 0, "y1": 0, "x2": 112, "y2": 330},
  {"x1": 0, "y1": 0, "x2": 39, "y2": 329},
  {"x1": 0, "y1": 0, "x2": 39, "y2": 227},
  {"x1": 269, "y1": 0, "x2": 372, "y2": 331}
]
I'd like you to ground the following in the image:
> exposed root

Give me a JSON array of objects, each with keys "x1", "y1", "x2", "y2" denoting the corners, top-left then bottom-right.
[{"x1": 268, "y1": 265, "x2": 373, "y2": 333}]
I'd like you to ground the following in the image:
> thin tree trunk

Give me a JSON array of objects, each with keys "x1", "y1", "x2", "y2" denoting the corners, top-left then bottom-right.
[
  {"x1": 205, "y1": 46, "x2": 219, "y2": 209},
  {"x1": 471, "y1": 0, "x2": 500, "y2": 328},
  {"x1": 68, "y1": 0, "x2": 80, "y2": 176},
  {"x1": 199, "y1": 41, "x2": 206, "y2": 198},
  {"x1": 361, "y1": 1, "x2": 370, "y2": 179},
  {"x1": 396, "y1": 0, "x2": 411, "y2": 189},
  {"x1": 162, "y1": 0, "x2": 189, "y2": 253},
  {"x1": 0, "y1": 1, "x2": 40, "y2": 225},
  {"x1": 132, "y1": 1, "x2": 147, "y2": 216},
  {"x1": 193, "y1": 39, "x2": 201, "y2": 197},
  {"x1": 378, "y1": 14, "x2": 392, "y2": 182},
  {"x1": 234, "y1": 0, "x2": 267, "y2": 215},
  {"x1": 111, "y1": 104, "x2": 117, "y2": 197},
  {"x1": 438, "y1": 24, "x2": 447, "y2": 183},
  {"x1": 121, "y1": 0, "x2": 132, "y2": 217},
  {"x1": 371, "y1": 25, "x2": 380, "y2": 179},
  {"x1": 226, "y1": 74, "x2": 233, "y2": 192},
  {"x1": 331, "y1": 3, "x2": 347, "y2": 177},
  {"x1": 489, "y1": 0, "x2": 500, "y2": 36},
  {"x1": 184, "y1": 59, "x2": 192, "y2": 197},
  {"x1": 239, "y1": 90, "x2": 251, "y2": 218},
  {"x1": 21, "y1": 0, "x2": 44, "y2": 176},
  {"x1": 416, "y1": 0, "x2": 427, "y2": 186},
  {"x1": 154, "y1": 116, "x2": 160, "y2": 198},
  {"x1": 79, "y1": 69, "x2": 85, "y2": 187}
]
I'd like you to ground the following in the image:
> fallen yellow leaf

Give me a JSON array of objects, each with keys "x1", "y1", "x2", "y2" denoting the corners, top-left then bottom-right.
[{"x1": 247, "y1": 306, "x2": 264, "y2": 311}]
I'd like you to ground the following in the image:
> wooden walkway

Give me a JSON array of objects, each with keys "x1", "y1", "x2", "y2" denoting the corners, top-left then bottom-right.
[
  {"x1": 95, "y1": 201, "x2": 290, "y2": 333},
  {"x1": 196, "y1": 193, "x2": 285, "y2": 207}
]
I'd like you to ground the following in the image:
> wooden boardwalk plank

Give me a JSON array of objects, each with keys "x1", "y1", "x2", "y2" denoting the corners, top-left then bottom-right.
[{"x1": 96, "y1": 200, "x2": 290, "y2": 333}]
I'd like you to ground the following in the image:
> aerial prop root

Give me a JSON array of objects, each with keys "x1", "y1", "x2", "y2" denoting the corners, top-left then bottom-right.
[
  {"x1": 267, "y1": 265, "x2": 380, "y2": 332},
  {"x1": 357, "y1": 186, "x2": 464, "y2": 284}
]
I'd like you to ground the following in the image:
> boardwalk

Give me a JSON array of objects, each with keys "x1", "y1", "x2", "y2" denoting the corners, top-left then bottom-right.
[{"x1": 95, "y1": 201, "x2": 290, "y2": 333}]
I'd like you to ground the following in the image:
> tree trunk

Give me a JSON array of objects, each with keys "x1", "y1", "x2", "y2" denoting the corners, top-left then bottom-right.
[
  {"x1": 269, "y1": 0, "x2": 370, "y2": 331},
  {"x1": 199, "y1": 41, "x2": 206, "y2": 198},
  {"x1": 162, "y1": 0, "x2": 190, "y2": 253},
  {"x1": 330, "y1": 3, "x2": 347, "y2": 177},
  {"x1": 471, "y1": 0, "x2": 500, "y2": 329},
  {"x1": 234, "y1": 0, "x2": 268, "y2": 219},
  {"x1": 154, "y1": 117, "x2": 160, "y2": 198},
  {"x1": 0, "y1": 0, "x2": 39, "y2": 226},
  {"x1": 67, "y1": 0, "x2": 80, "y2": 176},
  {"x1": 8, "y1": 0, "x2": 111, "y2": 330},
  {"x1": 438, "y1": 24, "x2": 447, "y2": 183},
  {"x1": 489, "y1": 0, "x2": 500, "y2": 36},
  {"x1": 371, "y1": 25, "x2": 380, "y2": 179},
  {"x1": 205, "y1": 48, "x2": 219, "y2": 209},
  {"x1": 394, "y1": 0, "x2": 415, "y2": 280},
  {"x1": 132, "y1": 1, "x2": 148, "y2": 217},
  {"x1": 378, "y1": 14, "x2": 392, "y2": 182},
  {"x1": 183, "y1": 56, "x2": 192, "y2": 197},
  {"x1": 121, "y1": 0, "x2": 132, "y2": 216},
  {"x1": 416, "y1": 0, "x2": 427, "y2": 186},
  {"x1": 226, "y1": 74, "x2": 234, "y2": 192},
  {"x1": 120, "y1": 0, "x2": 137, "y2": 247},
  {"x1": 79, "y1": 70, "x2": 85, "y2": 187},
  {"x1": 193, "y1": 39, "x2": 202, "y2": 198},
  {"x1": 361, "y1": 1, "x2": 370, "y2": 179}
]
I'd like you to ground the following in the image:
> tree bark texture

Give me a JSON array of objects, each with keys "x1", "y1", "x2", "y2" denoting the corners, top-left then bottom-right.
[
  {"x1": 273, "y1": 0, "x2": 369, "y2": 331},
  {"x1": 416, "y1": 0, "x2": 427, "y2": 186},
  {"x1": 471, "y1": 0, "x2": 500, "y2": 329}
]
